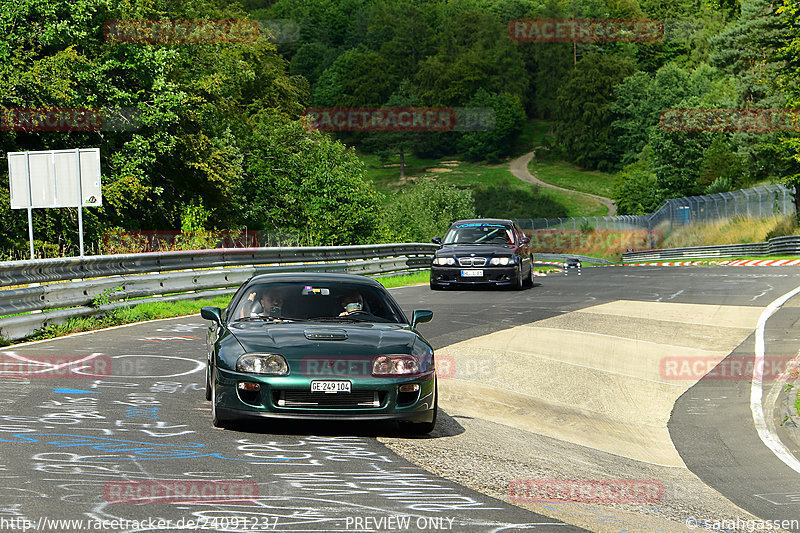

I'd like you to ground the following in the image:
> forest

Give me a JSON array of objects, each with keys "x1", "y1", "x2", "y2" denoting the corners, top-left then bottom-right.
[{"x1": 0, "y1": 0, "x2": 798, "y2": 257}]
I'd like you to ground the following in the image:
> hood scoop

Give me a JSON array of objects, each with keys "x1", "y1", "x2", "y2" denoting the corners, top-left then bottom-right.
[{"x1": 304, "y1": 329, "x2": 348, "y2": 341}]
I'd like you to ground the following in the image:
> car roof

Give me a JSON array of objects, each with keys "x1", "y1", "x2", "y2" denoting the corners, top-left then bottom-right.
[
  {"x1": 245, "y1": 272, "x2": 384, "y2": 288},
  {"x1": 450, "y1": 218, "x2": 515, "y2": 227}
]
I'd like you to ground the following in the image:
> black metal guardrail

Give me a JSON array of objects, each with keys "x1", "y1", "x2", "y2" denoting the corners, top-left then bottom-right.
[
  {"x1": 621, "y1": 235, "x2": 800, "y2": 263},
  {"x1": 0, "y1": 244, "x2": 437, "y2": 342}
]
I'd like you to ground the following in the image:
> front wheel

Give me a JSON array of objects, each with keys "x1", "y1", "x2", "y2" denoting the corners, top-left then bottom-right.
[
  {"x1": 211, "y1": 374, "x2": 230, "y2": 429},
  {"x1": 513, "y1": 265, "x2": 524, "y2": 290},
  {"x1": 402, "y1": 387, "x2": 437, "y2": 435},
  {"x1": 523, "y1": 262, "x2": 534, "y2": 288},
  {"x1": 204, "y1": 359, "x2": 212, "y2": 401}
]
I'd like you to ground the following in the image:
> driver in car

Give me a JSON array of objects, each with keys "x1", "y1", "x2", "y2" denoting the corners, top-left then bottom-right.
[{"x1": 339, "y1": 291, "x2": 364, "y2": 316}]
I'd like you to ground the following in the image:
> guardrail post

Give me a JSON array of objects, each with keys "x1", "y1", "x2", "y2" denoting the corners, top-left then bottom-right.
[{"x1": 757, "y1": 188, "x2": 764, "y2": 218}]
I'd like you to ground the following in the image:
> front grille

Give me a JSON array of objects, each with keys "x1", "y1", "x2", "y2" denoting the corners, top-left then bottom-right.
[
  {"x1": 276, "y1": 391, "x2": 381, "y2": 408},
  {"x1": 458, "y1": 257, "x2": 487, "y2": 267}
]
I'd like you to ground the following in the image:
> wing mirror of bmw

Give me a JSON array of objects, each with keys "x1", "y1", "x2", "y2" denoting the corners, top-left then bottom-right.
[{"x1": 432, "y1": 237, "x2": 442, "y2": 245}]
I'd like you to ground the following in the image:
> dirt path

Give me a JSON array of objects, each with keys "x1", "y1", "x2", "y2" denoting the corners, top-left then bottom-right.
[{"x1": 509, "y1": 150, "x2": 617, "y2": 216}]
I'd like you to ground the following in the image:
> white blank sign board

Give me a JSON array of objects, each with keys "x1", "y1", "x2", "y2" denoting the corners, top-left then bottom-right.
[{"x1": 8, "y1": 148, "x2": 102, "y2": 209}]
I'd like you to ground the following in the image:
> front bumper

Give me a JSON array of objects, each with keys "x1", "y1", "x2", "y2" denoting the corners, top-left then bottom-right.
[
  {"x1": 430, "y1": 265, "x2": 517, "y2": 286},
  {"x1": 213, "y1": 367, "x2": 436, "y2": 422}
]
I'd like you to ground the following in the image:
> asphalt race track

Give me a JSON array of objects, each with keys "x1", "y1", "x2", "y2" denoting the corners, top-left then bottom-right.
[{"x1": 1, "y1": 265, "x2": 799, "y2": 532}]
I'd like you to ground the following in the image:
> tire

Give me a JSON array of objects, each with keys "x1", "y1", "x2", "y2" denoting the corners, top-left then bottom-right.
[
  {"x1": 523, "y1": 262, "x2": 534, "y2": 288},
  {"x1": 402, "y1": 384, "x2": 438, "y2": 435},
  {"x1": 204, "y1": 359, "x2": 212, "y2": 401},
  {"x1": 211, "y1": 373, "x2": 229, "y2": 429},
  {"x1": 513, "y1": 264, "x2": 524, "y2": 290}
]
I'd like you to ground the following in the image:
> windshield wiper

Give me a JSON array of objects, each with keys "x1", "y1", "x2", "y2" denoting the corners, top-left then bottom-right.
[
  {"x1": 235, "y1": 315, "x2": 300, "y2": 323},
  {"x1": 305, "y1": 316, "x2": 367, "y2": 322}
]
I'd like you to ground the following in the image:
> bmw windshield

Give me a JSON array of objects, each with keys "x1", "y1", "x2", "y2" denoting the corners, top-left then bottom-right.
[{"x1": 443, "y1": 224, "x2": 514, "y2": 245}]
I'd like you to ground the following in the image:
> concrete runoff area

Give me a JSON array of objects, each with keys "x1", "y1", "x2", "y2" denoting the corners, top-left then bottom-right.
[
  {"x1": 381, "y1": 300, "x2": 771, "y2": 532},
  {"x1": 434, "y1": 300, "x2": 763, "y2": 467}
]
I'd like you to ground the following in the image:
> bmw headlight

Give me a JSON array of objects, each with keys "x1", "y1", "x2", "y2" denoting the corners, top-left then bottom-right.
[
  {"x1": 236, "y1": 353, "x2": 289, "y2": 375},
  {"x1": 434, "y1": 257, "x2": 455, "y2": 266},
  {"x1": 490, "y1": 257, "x2": 512, "y2": 265}
]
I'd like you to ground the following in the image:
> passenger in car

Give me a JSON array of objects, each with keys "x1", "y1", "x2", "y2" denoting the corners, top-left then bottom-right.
[{"x1": 240, "y1": 287, "x2": 284, "y2": 318}]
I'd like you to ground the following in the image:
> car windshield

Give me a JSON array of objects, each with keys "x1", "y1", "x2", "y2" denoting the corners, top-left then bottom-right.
[
  {"x1": 443, "y1": 224, "x2": 514, "y2": 245},
  {"x1": 231, "y1": 281, "x2": 405, "y2": 324}
]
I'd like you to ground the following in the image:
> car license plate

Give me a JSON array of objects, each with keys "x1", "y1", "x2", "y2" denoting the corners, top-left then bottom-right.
[
  {"x1": 311, "y1": 381, "x2": 351, "y2": 393},
  {"x1": 461, "y1": 269, "x2": 483, "y2": 277}
]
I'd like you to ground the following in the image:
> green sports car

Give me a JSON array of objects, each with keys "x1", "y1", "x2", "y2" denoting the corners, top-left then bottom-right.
[{"x1": 201, "y1": 273, "x2": 437, "y2": 434}]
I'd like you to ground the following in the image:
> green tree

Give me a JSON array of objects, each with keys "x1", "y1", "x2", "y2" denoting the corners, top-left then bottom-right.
[
  {"x1": 312, "y1": 46, "x2": 397, "y2": 107},
  {"x1": 697, "y1": 135, "x2": 745, "y2": 189},
  {"x1": 235, "y1": 114, "x2": 383, "y2": 245},
  {"x1": 554, "y1": 52, "x2": 636, "y2": 170},
  {"x1": 360, "y1": 82, "x2": 425, "y2": 179},
  {"x1": 414, "y1": 9, "x2": 529, "y2": 108},
  {"x1": 614, "y1": 153, "x2": 662, "y2": 215},
  {"x1": 382, "y1": 180, "x2": 475, "y2": 243},
  {"x1": 773, "y1": 0, "x2": 800, "y2": 214},
  {"x1": 457, "y1": 89, "x2": 526, "y2": 162}
]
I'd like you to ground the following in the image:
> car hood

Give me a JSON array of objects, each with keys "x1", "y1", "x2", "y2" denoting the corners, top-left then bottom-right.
[
  {"x1": 437, "y1": 243, "x2": 515, "y2": 255},
  {"x1": 228, "y1": 322, "x2": 418, "y2": 357}
]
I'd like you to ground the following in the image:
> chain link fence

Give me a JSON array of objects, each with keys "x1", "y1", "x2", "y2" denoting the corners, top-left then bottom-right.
[{"x1": 516, "y1": 185, "x2": 795, "y2": 233}]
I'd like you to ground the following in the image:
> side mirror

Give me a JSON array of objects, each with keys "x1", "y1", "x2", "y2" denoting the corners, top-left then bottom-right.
[
  {"x1": 411, "y1": 309, "x2": 433, "y2": 328},
  {"x1": 521, "y1": 236, "x2": 531, "y2": 244},
  {"x1": 201, "y1": 306, "x2": 222, "y2": 325},
  {"x1": 432, "y1": 237, "x2": 442, "y2": 245}
]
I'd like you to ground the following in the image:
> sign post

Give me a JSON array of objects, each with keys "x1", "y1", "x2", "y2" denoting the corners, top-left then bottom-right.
[{"x1": 7, "y1": 148, "x2": 102, "y2": 259}]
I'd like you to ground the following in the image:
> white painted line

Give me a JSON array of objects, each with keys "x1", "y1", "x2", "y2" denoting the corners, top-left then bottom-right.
[
  {"x1": 751, "y1": 285, "x2": 800, "y2": 474},
  {"x1": 0, "y1": 314, "x2": 204, "y2": 349}
]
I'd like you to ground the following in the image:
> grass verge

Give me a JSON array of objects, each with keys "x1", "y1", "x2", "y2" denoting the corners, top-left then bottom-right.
[
  {"x1": 18, "y1": 295, "x2": 234, "y2": 345},
  {"x1": 359, "y1": 152, "x2": 574, "y2": 219},
  {"x1": 621, "y1": 255, "x2": 800, "y2": 265},
  {"x1": 8, "y1": 272, "x2": 432, "y2": 346},
  {"x1": 528, "y1": 158, "x2": 617, "y2": 199},
  {"x1": 661, "y1": 215, "x2": 800, "y2": 248},
  {"x1": 796, "y1": 390, "x2": 800, "y2": 417},
  {"x1": 536, "y1": 187, "x2": 608, "y2": 218},
  {"x1": 375, "y1": 271, "x2": 430, "y2": 288}
]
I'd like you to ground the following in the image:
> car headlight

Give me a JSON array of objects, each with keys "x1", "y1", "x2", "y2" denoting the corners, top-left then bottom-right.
[
  {"x1": 236, "y1": 353, "x2": 289, "y2": 375},
  {"x1": 372, "y1": 355, "x2": 419, "y2": 376},
  {"x1": 434, "y1": 257, "x2": 455, "y2": 266},
  {"x1": 490, "y1": 257, "x2": 512, "y2": 265}
]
